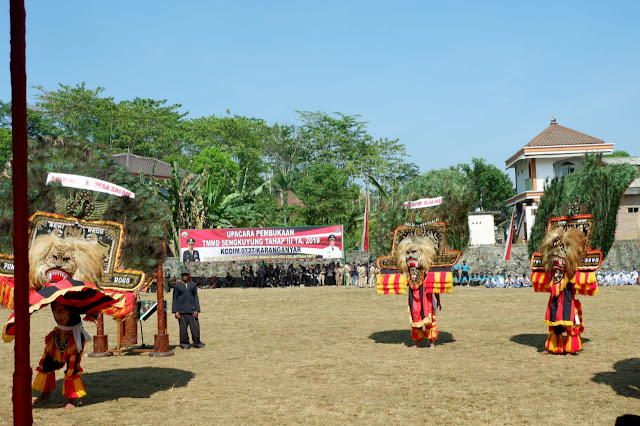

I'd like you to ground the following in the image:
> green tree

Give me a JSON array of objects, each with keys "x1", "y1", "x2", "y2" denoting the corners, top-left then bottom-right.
[
  {"x1": 459, "y1": 158, "x2": 514, "y2": 216},
  {"x1": 0, "y1": 128, "x2": 11, "y2": 166},
  {"x1": 295, "y1": 111, "x2": 418, "y2": 184},
  {"x1": 183, "y1": 113, "x2": 269, "y2": 189},
  {"x1": 296, "y1": 163, "x2": 359, "y2": 226},
  {"x1": 402, "y1": 168, "x2": 472, "y2": 251},
  {"x1": 0, "y1": 100, "x2": 59, "y2": 139},
  {"x1": 604, "y1": 150, "x2": 630, "y2": 157},
  {"x1": 33, "y1": 83, "x2": 187, "y2": 159},
  {"x1": 272, "y1": 166, "x2": 295, "y2": 224},
  {"x1": 263, "y1": 123, "x2": 304, "y2": 175},
  {"x1": 33, "y1": 83, "x2": 115, "y2": 142},
  {"x1": 112, "y1": 97, "x2": 186, "y2": 158},
  {"x1": 189, "y1": 146, "x2": 239, "y2": 189}
]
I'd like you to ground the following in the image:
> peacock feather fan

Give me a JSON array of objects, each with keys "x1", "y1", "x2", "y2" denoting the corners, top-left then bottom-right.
[{"x1": 0, "y1": 137, "x2": 170, "y2": 276}]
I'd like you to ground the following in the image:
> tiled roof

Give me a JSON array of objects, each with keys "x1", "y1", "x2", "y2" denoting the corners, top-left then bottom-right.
[
  {"x1": 525, "y1": 120, "x2": 606, "y2": 147},
  {"x1": 112, "y1": 153, "x2": 187, "y2": 178}
]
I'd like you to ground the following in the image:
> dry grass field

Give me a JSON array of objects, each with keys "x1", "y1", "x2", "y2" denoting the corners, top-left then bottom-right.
[{"x1": 0, "y1": 285, "x2": 638, "y2": 425}]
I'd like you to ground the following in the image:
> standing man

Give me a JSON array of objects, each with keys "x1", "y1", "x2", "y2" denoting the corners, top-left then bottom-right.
[
  {"x1": 368, "y1": 263, "x2": 377, "y2": 288},
  {"x1": 343, "y1": 263, "x2": 351, "y2": 286},
  {"x1": 172, "y1": 271, "x2": 205, "y2": 350},
  {"x1": 182, "y1": 238, "x2": 200, "y2": 263},
  {"x1": 257, "y1": 263, "x2": 265, "y2": 288},
  {"x1": 358, "y1": 263, "x2": 367, "y2": 288},
  {"x1": 336, "y1": 263, "x2": 343, "y2": 287},
  {"x1": 318, "y1": 264, "x2": 326, "y2": 286},
  {"x1": 461, "y1": 260, "x2": 470, "y2": 285}
]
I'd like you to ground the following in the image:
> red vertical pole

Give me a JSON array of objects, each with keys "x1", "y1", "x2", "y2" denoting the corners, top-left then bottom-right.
[{"x1": 10, "y1": 0, "x2": 32, "y2": 424}]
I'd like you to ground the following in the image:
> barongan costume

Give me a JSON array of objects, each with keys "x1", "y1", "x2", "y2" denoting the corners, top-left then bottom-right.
[
  {"x1": 1, "y1": 212, "x2": 144, "y2": 404},
  {"x1": 376, "y1": 222, "x2": 460, "y2": 347},
  {"x1": 530, "y1": 212, "x2": 602, "y2": 354}
]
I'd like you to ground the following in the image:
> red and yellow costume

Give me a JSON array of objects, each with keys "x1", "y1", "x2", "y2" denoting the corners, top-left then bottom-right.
[
  {"x1": 531, "y1": 221, "x2": 601, "y2": 355},
  {"x1": 1, "y1": 276, "x2": 135, "y2": 399},
  {"x1": 33, "y1": 322, "x2": 88, "y2": 399}
]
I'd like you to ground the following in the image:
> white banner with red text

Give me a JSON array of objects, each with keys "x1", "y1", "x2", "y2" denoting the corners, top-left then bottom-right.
[
  {"x1": 403, "y1": 196, "x2": 443, "y2": 209},
  {"x1": 179, "y1": 225, "x2": 344, "y2": 262},
  {"x1": 46, "y1": 172, "x2": 135, "y2": 198}
]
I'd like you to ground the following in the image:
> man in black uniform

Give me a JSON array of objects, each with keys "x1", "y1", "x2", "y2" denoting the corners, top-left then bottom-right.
[
  {"x1": 257, "y1": 264, "x2": 265, "y2": 288},
  {"x1": 172, "y1": 271, "x2": 205, "y2": 349},
  {"x1": 182, "y1": 238, "x2": 200, "y2": 262}
]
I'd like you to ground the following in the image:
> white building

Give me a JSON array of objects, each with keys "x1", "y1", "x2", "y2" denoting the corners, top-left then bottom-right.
[
  {"x1": 504, "y1": 118, "x2": 614, "y2": 242},
  {"x1": 468, "y1": 212, "x2": 496, "y2": 245}
]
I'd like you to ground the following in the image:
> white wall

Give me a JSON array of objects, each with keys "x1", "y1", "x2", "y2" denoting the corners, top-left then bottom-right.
[
  {"x1": 524, "y1": 205, "x2": 538, "y2": 240},
  {"x1": 535, "y1": 159, "x2": 555, "y2": 190},
  {"x1": 515, "y1": 161, "x2": 528, "y2": 194},
  {"x1": 468, "y1": 214, "x2": 496, "y2": 245}
]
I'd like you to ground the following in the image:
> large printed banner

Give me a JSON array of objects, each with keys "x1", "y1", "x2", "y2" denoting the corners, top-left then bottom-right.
[{"x1": 180, "y1": 225, "x2": 344, "y2": 262}]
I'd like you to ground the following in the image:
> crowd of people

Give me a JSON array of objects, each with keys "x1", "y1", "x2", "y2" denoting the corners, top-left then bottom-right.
[
  {"x1": 451, "y1": 261, "x2": 639, "y2": 288},
  {"x1": 234, "y1": 262, "x2": 380, "y2": 288},
  {"x1": 151, "y1": 261, "x2": 639, "y2": 292},
  {"x1": 155, "y1": 261, "x2": 382, "y2": 290},
  {"x1": 597, "y1": 270, "x2": 639, "y2": 285}
]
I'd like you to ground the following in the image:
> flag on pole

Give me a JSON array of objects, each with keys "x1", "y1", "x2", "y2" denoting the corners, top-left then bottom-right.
[
  {"x1": 361, "y1": 193, "x2": 369, "y2": 251},
  {"x1": 503, "y1": 208, "x2": 516, "y2": 261}
]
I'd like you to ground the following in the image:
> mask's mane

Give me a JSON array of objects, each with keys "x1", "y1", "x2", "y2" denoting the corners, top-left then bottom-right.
[
  {"x1": 394, "y1": 235, "x2": 436, "y2": 276},
  {"x1": 540, "y1": 227, "x2": 586, "y2": 280},
  {"x1": 28, "y1": 233, "x2": 104, "y2": 289}
]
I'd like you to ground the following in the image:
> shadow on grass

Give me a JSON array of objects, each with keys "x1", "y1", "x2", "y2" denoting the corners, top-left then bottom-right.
[
  {"x1": 369, "y1": 330, "x2": 455, "y2": 347},
  {"x1": 510, "y1": 333, "x2": 590, "y2": 352},
  {"x1": 592, "y1": 358, "x2": 640, "y2": 399},
  {"x1": 34, "y1": 367, "x2": 194, "y2": 409}
]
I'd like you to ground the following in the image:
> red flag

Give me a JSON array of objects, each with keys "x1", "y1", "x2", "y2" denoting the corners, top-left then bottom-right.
[
  {"x1": 503, "y1": 208, "x2": 516, "y2": 261},
  {"x1": 361, "y1": 193, "x2": 369, "y2": 251}
]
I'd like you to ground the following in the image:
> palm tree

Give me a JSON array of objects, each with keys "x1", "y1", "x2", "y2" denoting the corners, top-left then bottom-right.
[{"x1": 272, "y1": 166, "x2": 294, "y2": 224}]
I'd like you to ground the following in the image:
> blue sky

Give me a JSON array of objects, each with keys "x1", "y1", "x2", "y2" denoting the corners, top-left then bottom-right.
[{"x1": 1, "y1": 1, "x2": 638, "y2": 174}]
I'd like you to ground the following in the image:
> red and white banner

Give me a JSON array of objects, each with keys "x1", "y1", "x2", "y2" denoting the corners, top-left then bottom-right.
[
  {"x1": 179, "y1": 225, "x2": 344, "y2": 262},
  {"x1": 403, "y1": 196, "x2": 443, "y2": 209},
  {"x1": 503, "y1": 208, "x2": 516, "y2": 261},
  {"x1": 361, "y1": 193, "x2": 369, "y2": 252},
  {"x1": 46, "y1": 173, "x2": 135, "y2": 199}
]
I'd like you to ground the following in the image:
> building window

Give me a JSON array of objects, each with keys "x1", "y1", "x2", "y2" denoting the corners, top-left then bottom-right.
[
  {"x1": 560, "y1": 161, "x2": 575, "y2": 176},
  {"x1": 531, "y1": 209, "x2": 537, "y2": 216},
  {"x1": 628, "y1": 207, "x2": 639, "y2": 213}
]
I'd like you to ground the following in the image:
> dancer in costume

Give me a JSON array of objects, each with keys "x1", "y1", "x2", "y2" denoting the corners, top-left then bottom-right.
[
  {"x1": 537, "y1": 228, "x2": 586, "y2": 355},
  {"x1": 2, "y1": 226, "x2": 138, "y2": 409},
  {"x1": 32, "y1": 302, "x2": 92, "y2": 409},
  {"x1": 530, "y1": 205, "x2": 603, "y2": 356},
  {"x1": 395, "y1": 235, "x2": 442, "y2": 348}
]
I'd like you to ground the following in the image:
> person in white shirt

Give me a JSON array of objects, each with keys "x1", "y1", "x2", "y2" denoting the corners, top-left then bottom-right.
[
  {"x1": 604, "y1": 273, "x2": 613, "y2": 286},
  {"x1": 630, "y1": 269, "x2": 638, "y2": 285},
  {"x1": 489, "y1": 276, "x2": 497, "y2": 288},
  {"x1": 505, "y1": 274, "x2": 516, "y2": 288},
  {"x1": 523, "y1": 275, "x2": 532, "y2": 287},
  {"x1": 322, "y1": 234, "x2": 343, "y2": 259},
  {"x1": 516, "y1": 275, "x2": 525, "y2": 288}
]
